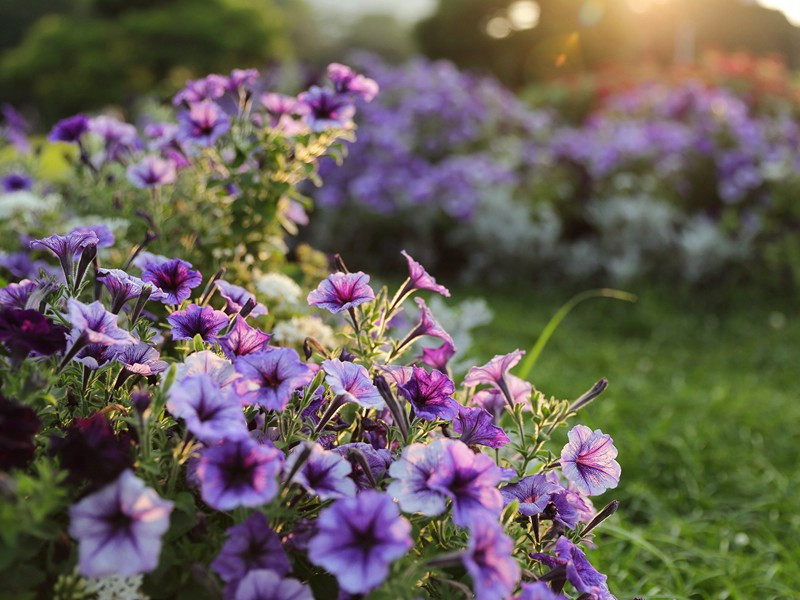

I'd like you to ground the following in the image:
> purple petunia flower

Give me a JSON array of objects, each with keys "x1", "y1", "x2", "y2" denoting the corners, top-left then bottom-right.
[
  {"x1": 178, "y1": 100, "x2": 231, "y2": 146},
  {"x1": 74, "y1": 343, "x2": 114, "y2": 371},
  {"x1": 97, "y1": 268, "x2": 165, "y2": 313},
  {"x1": 234, "y1": 348, "x2": 314, "y2": 411},
  {"x1": 405, "y1": 297, "x2": 455, "y2": 348},
  {"x1": 322, "y1": 358, "x2": 384, "y2": 409},
  {"x1": 462, "y1": 516, "x2": 521, "y2": 600},
  {"x1": 167, "y1": 304, "x2": 229, "y2": 342},
  {"x1": 211, "y1": 512, "x2": 291, "y2": 589},
  {"x1": 297, "y1": 86, "x2": 356, "y2": 131},
  {"x1": 387, "y1": 439, "x2": 450, "y2": 518},
  {"x1": 2, "y1": 104, "x2": 30, "y2": 151},
  {"x1": 131, "y1": 250, "x2": 170, "y2": 271},
  {"x1": 471, "y1": 374, "x2": 531, "y2": 422},
  {"x1": 233, "y1": 570, "x2": 313, "y2": 600},
  {"x1": 499, "y1": 474, "x2": 562, "y2": 517},
  {"x1": 308, "y1": 490, "x2": 412, "y2": 595},
  {"x1": 109, "y1": 342, "x2": 168, "y2": 376},
  {"x1": 0, "y1": 279, "x2": 37, "y2": 310},
  {"x1": 560, "y1": 425, "x2": 621, "y2": 496},
  {"x1": 68, "y1": 470, "x2": 173, "y2": 578},
  {"x1": 88, "y1": 116, "x2": 139, "y2": 162},
  {"x1": 196, "y1": 437, "x2": 283, "y2": 510},
  {"x1": 515, "y1": 582, "x2": 567, "y2": 600},
  {"x1": 0, "y1": 393, "x2": 41, "y2": 470},
  {"x1": 214, "y1": 280, "x2": 268, "y2": 317},
  {"x1": 260, "y1": 93, "x2": 309, "y2": 134},
  {"x1": 218, "y1": 315, "x2": 272, "y2": 360},
  {"x1": 127, "y1": 155, "x2": 177, "y2": 188},
  {"x1": 69, "y1": 225, "x2": 115, "y2": 251},
  {"x1": 1, "y1": 172, "x2": 33, "y2": 193},
  {"x1": 531, "y1": 536, "x2": 615, "y2": 600},
  {"x1": 464, "y1": 350, "x2": 525, "y2": 388},
  {"x1": 174, "y1": 350, "x2": 237, "y2": 387},
  {"x1": 307, "y1": 271, "x2": 375, "y2": 314},
  {"x1": 30, "y1": 231, "x2": 99, "y2": 282},
  {"x1": 284, "y1": 442, "x2": 356, "y2": 500},
  {"x1": 453, "y1": 405, "x2": 510, "y2": 449},
  {"x1": 173, "y1": 74, "x2": 228, "y2": 106},
  {"x1": 142, "y1": 258, "x2": 202, "y2": 304},
  {"x1": 418, "y1": 341, "x2": 456, "y2": 372},
  {"x1": 327, "y1": 63, "x2": 379, "y2": 102},
  {"x1": 66, "y1": 299, "x2": 135, "y2": 347},
  {"x1": 397, "y1": 366, "x2": 458, "y2": 421},
  {"x1": 332, "y1": 442, "x2": 393, "y2": 490},
  {"x1": 166, "y1": 373, "x2": 248, "y2": 443},
  {"x1": 49, "y1": 114, "x2": 90, "y2": 143},
  {"x1": 0, "y1": 308, "x2": 68, "y2": 363},
  {"x1": 400, "y1": 250, "x2": 450, "y2": 297}
]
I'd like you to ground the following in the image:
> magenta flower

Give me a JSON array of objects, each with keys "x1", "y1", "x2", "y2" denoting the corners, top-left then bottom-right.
[
  {"x1": 500, "y1": 474, "x2": 562, "y2": 517},
  {"x1": 398, "y1": 366, "x2": 458, "y2": 421},
  {"x1": 327, "y1": 63, "x2": 379, "y2": 102},
  {"x1": 453, "y1": 405, "x2": 510, "y2": 449},
  {"x1": 127, "y1": 155, "x2": 177, "y2": 188},
  {"x1": 464, "y1": 349, "x2": 525, "y2": 388},
  {"x1": 214, "y1": 280, "x2": 267, "y2": 317},
  {"x1": 196, "y1": 437, "x2": 283, "y2": 510},
  {"x1": 400, "y1": 250, "x2": 450, "y2": 297},
  {"x1": 462, "y1": 516, "x2": 521, "y2": 600},
  {"x1": 418, "y1": 341, "x2": 456, "y2": 372},
  {"x1": 0, "y1": 308, "x2": 68, "y2": 364},
  {"x1": 322, "y1": 358, "x2": 384, "y2": 409},
  {"x1": 307, "y1": 271, "x2": 375, "y2": 314},
  {"x1": 297, "y1": 86, "x2": 356, "y2": 131},
  {"x1": 66, "y1": 299, "x2": 135, "y2": 347},
  {"x1": 218, "y1": 315, "x2": 272, "y2": 360},
  {"x1": 227, "y1": 68, "x2": 259, "y2": 92},
  {"x1": 284, "y1": 442, "x2": 356, "y2": 500},
  {"x1": 167, "y1": 304, "x2": 229, "y2": 342},
  {"x1": 233, "y1": 348, "x2": 314, "y2": 411},
  {"x1": 531, "y1": 536, "x2": 614, "y2": 600},
  {"x1": 560, "y1": 425, "x2": 621, "y2": 496},
  {"x1": 308, "y1": 491, "x2": 412, "y2": 595},
  {"x1": 233, "y1": 570, "x2": 313, "y2": 600},
  {"x1": 110, "y1": 342, "x2": 168, "y2": 376},
  {"x1": 166, "y1": 374, "x2": 247, "y2": 443},
  {"x1": 178, "y1": 100, "x2": 231, "y2": 146},
  {"x1": 49, "y1": 114, "x2": 89, "y2": 143},
  {"x1": 142, "y1": 258, "x2": 202, "y2": 304},
  {"x1": 68, "y1": 470, "x2": 173, "y2": 578},
  {"x1": 260, "y1": 93, "x2": 309, "y2": 133}
]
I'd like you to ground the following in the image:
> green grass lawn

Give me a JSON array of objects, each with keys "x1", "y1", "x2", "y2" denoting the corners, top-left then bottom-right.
[{"x1": 465, "y1": 284, "x2": 799, "y2": 600}]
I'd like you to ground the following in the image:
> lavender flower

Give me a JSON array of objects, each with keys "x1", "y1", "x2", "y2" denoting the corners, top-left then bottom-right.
[
  {"x1": 463, "y1": 350, "x2": 525, "y2": 388},
  {"x1": 387, "y1": 439, "x2": 450, "y2": 517},
  {"x1": 560, "y1": 425, "x2": 621, "y2": 496},
  {"x1": 127, "y1": 156, "x2": 177, "y2": 188},
  {"x1": 196, "y1": 437, "x2": 283, "y2": 510},
  {"x1": 110, "y1": 342, "x2": 168, "y2": 376},
  {"x1": 142, "y1": 258, "x2": 202, "y2": 304},
  {"x1": 167, "y1": 304, "x2": 229, "y2": 342},
  {"x1": 68, "y1": 470, "x2": 173, "y2": 577},
  {"x1": 227, "y1": 68, "x2": 259, "y2": 92},
  {"x1": 74, "y1": 343, "x2": 114, "y2": 371},
  {"x1": 307, "y1": 271, "x2": 375, "y2": 314},
  {"x1": 327, "y1": 63, "x2": 379, "y2": 102},
  {"x1": 284, "y1": 442, "x2": 356, "y2": 500},
  {"x1": 531, "y1": 536, "x2": 615, "y2": 600},
  {"x1": 1, "y1": 173, "x2": 33, "y2": 193},
  {"x1": 500, "y1": 474, "x2": 562, "y2": 517},
  {"x1": 233, "y1": 570, "x2": 312, "y2": 600},
  {"x1": 173, "y1": 74, "x2": 228, "y2": 105},
  {"x1": 417, "y1": 341, "x2": 456, "y2": 372},
  {"x1": 218, "y1": 315, "x2": 272, "y2": 360},
  {"x1": 88, "y1": 116, "x2": 139, "y2": 162},
  {"x1": 462, "y1": 516, "x2": 521, "y2": 600},
  {"x1": 403, "y1": 298, "x2": 455, "y2": 348},
  {"x1": 400, "y1": 250, "x2": 450, "y2": 297},
  {"x1": 397, "y1": 366, "x2": 458, "y2": 421},
  {"x1": 515, "y1": 582, "x2": 567, "y2": 600},
  {"x1": 234, "y1": 348, "x2": 314, "y2": 411},
  {"x1": 49, "y1": 114, "x2": 89, "y2": 143},
  {"x1": 30, "y1": 231, "x2": 99, "y2": 282},
  {"x1": 175, "y1": 349, "x2": 238, "y2": 387},
  {"x1": 66, "y1": 299, "x2": 135, "y2": 347},
  {"x1": 166, "y1": 374, "x2": 247, "y2": 443},
  {"x1": 471, "y1": 375, "x2": 531, "y2": 422},
  {"x1": 453, "y1": 405, "x2": 510, "y2": 449},
  {"x1": 297, "y1": 86, "x2": 356, "y2": 131},
  {"x1": 307, "y1": 491, "x2": 412, "y2": 595},
  {"x1": 214, "y1": 280, "x2": 268, "y2": 317},
  {"x1": 322, "y1": 358, "x2": 384, "y2": 409},
  {"x1": 178, "y1": 100, "x2": 231, "y2": 146},
  {"x1": 69, "y1": 225, "x2": 115, "y2": 250}
]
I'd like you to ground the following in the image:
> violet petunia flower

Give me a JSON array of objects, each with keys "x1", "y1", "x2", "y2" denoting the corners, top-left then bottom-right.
[
  {"x1": 142, "y1": 258, "x2": 202, "y2": 304},
  {"x1": 531, "y1": 536, "x2": 615, "y2": 600},
  {"x1": 196, "y1": 437, "x2": 283, "y2": 510},
  {"x1": 49, "y1": 114, "x2": 90, "y2": 143},
  {"x1": 418, "y1": 341, "x2": 456, "y2": 372},
  {"x1": 2, "y1": 104, "x2": 30, "y2": 151},
  {"x1": 307, "y1": 490, "x2": 412, "y2": 595},
  {"x1": 127, "y1": 155, "x2": 177, "y2": 188},
  {"x1": 471, "y1": 374, "x2": 531, "y2": 422},
  {"x1": 74, "y1": 343, "x2": 114, "y2": 371},
  {"x1": 167, "y1": 303, "x2": 229, "y2": 342},
  {"x1": 260, "y1": 93, "x2": 309, "y2": 134},
  {"x1": 178, "y1": 100, "x2": 231, "y2": 146},
  {"x1": 453, "y1": 405, "x2": 510, "y2": 449},
  {"x1": 88, "y1": 116, "x2": 139, "y2": 162},
  {"x1": 462, "y1": 516, "x2": 521, "y2": 600},
  {"x1": 214, "y1": 280, "x2": 267, "y2": 317},
  {"x1": 1, "y1": 172, "x2": 33, "y2": 193},
  {"x1": 387, "y1": 439, "x2": 450, "y2": 518},
  {"x1": 403, "y1": 297, "x2": 455, "y2": 348},
  {"x1": 233, "y1": 348, "x2": 314, "y2": 411},
  {"x1": 166, "y1": 373, "x2": 248, "y2": 443},
  {"x1": 397, "y1": 366, "x2": 458, "y2": 421},
  {"x1": 0, "y1": 309, "x2": 68, "y2": 364},
  {"x1": 322, "y1": 358, "x2": 384, "y2": 409},
  {"x1": 109, "y1": 342, "x2": 168, "y2": 376},
  {"x1": 68, "y1": 470, "x2": 173, "y2": 578},
  {"x1": 327, "y1": 63, "x2": 379, "y2": 102},
  {"x1": 131, "y1": 250, "x2": 170, "y2": 271},
  {"x1": 284, "y1": 442, "x2": 356, "y2": 500},
  {"x1": 0, "y1": 279, "x2": 37, "y2": 310},
  {"x1": 66, "y1": 299, "x2": 135, "y2": 347},
  {"x1": 297, "y1": 86, "x2": 356, "y2": 131},
  {"x1": 218, "y1": 315, "x2": 272, "y2": 360},
  {"x1": 332, "y1": 442, "x2": 393, "y2": 490},
  {"x1": 30, "y1": 231, "x2": 99, "y2": 282},
  {"x1": 69, "y1": 225, "x2": 115, "y2": 251},
  {"x1": 307, "y1": 271, "x2": 375, "y2": 314},
  {"x1": 400, "y1": 250, "x2": 450, "y2": 297},
  {"x1": 233, "y1": 570, "x2": 313, "y2": 600},
  {"x1": 97, "y1": 268, "x2": 165, "y2": 313},
  {"x1": 174, "y1": 349, "x2": 237, "y2": 387},
  {"x1": 227, "y1": 68, "x2": 259, "y2": 92},
  {"x1": 515, "y1": 582, "x2": 567, "y2": 600},
  {"x1": 560, "y1": 425, "x2": 621, "y2": 496},
  {"x1": 499, "y1": 474, "x2": 562, "y2": 517},
  {"x1": 173, "y1": 74, "x2": 228, "y2": 106},
  {"x1": 464, "y1": 350, "x2": 525, "y2": 388},
  {"x1": 211, "y1": 512, "x2": 291, "y2": 587}
]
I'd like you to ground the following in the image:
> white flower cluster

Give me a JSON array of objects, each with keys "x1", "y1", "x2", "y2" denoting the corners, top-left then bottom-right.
[
  {"x1": 273, "y1": 315, "x2": 337, "y2": 349},
  {"x1": 254, "y1": 272, "x2": 303, "y2": 308},
  {"x1": 85, "y1": 574, "x2": 148, "y2": 600}
]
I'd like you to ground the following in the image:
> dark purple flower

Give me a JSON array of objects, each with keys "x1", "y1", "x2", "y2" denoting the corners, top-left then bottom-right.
[
  {"x1": 453, "y1": 405, "x2": 510, "y2": 449},
  {"x1": 464, "y1": 350, "x2": 525, "y2": 388},
  {"x1": 51, "y1": 413, "x2": 131, "y2": 486},
  {"x1": 233, "y1": 570, "x2": 312, "y2": 600},
  {"x1": 178, "y1": 100, "x2": 231, "y2": 146},
  {"x1": 307, "y1": 271, "x2": 375, "y2": 314},
  {"x1": 398, "y1": 366, "x2": 458, "y2": 421},
  {"x1": 142, "y1": 258, "x2": 202, "y2": 304},
  {"x1": 560, "y1": 425, "x2": 621, "y2": 496},
  {"x1": 0, "y1": 308, "x2": 68, "y2": 363},
  {"x1": 331, "y1": 442, "x2": 392, "y2": 490},
  {"x1": 110, "y1": 342, "x2": 168, "y2": 376},
  {"x1": 462, "y1": 516, "x2": 520, "y2": 600},
  {"x1": 1, "y1": 172, "x2": 32, "y2": 193},
  {"x1": 285, "y1": 442, "x2": 356, "y2": 500},
  {"x1": 212, "y1": 512, "x2": 291, "y2": 588},
  {"x1": 196, "y1": 437, "x2": 283, "y2": 510},
  {"x1": 418, "y1": 341, "x2": 456, "y2": 372},
  {"x1": 500, "y1": 474, "x2": 562, "y2": 517},
  {"x1": 173, "y1": 74, "x2": 228, "y2": 106},
  {"x1": 49, "y1": 114, "x2": 90, "y2": 143},
  {"x1": 233, "y1": 348, "x2": 314, "y2": 411},
  {"x1": 0, "y1": 394, "x2": 41, "y2": 470},
  {"x1": 66, "y1": 299, "x2": 135, "y2": 347},
  {"x1": 167, "y1": 304, "x2": 229, "y2": 342},
  {"x1": 297, "y1": 86, "x2": 356, "y2": 131},
  {"x1": 0, "y1": 279, "x2": 37, "y2": 310},
  {"x1": 531, "y1": 536, "x2": 615, "y2": 600},
  {"x1": 166, "y1": 373, "x2": 247, "y2": 443},
  {"x1": 322, "y1": 358, "x2": 384, "y2": 409},
  {"x1": 400, "y1": 250, "x2": 450, "y2": 297},
  {"x1": 515, "y1": 582, "x2": 567, "y2": 600},
  {"x1": 327, "y1": 63, "x2": 379, "y2": 102},
  {"x1": 218, "y1": 315, "x2": 272, "y2": 360},
  {"x1": 68, "y1": 470, "x2": 173, "y2": 577},
  {"x1": 308, "y1": 490, "x2": 412, "y2": 595},
  {"x1": 214, "y1": 280, "x2": 267, "y2": 317},
  {"x1": 127, "y1": 156, "x2": 177, "y2": 188}
]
